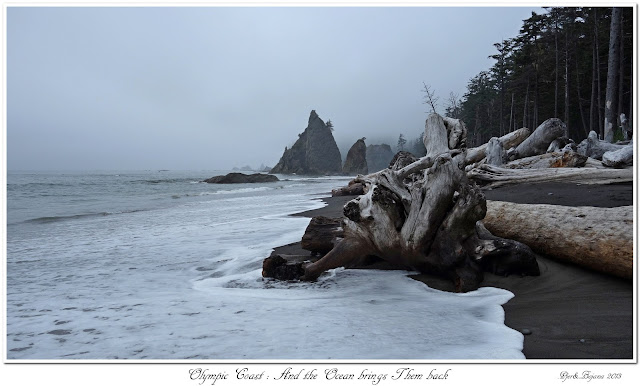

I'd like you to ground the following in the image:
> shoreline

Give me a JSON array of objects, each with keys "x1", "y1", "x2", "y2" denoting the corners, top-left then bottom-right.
[{"x1": 272, "y1": 181, "x2": 633, "y2": 359}]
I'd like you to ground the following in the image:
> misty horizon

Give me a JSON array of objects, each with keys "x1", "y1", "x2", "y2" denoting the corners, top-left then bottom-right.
[{"x1": 7, "y1": 6, "x2": 542, "y2": 171}]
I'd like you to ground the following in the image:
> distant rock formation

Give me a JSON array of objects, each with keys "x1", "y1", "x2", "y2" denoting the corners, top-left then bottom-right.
[
  {"x1": 270, "y1": 110, "x2": 342, "y2": 175},
  {"x1": 342, "y1": 137, "x2": 368, "y2": 175},
  {"x1": 366, "y1": 144, "x2": 394, "y2": 172},
  {"x1": 203, "y1": 173, "x2": 279, "y2": 184}
]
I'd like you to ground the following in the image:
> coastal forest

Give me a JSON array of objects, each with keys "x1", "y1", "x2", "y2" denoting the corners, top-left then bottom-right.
[{"x1": 408, "y1": 7, "x2": 633, "y2": 151}]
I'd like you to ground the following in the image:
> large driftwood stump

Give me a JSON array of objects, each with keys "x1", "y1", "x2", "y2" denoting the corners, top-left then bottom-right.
[
  {"x1": 264, "y1": 113, "x2": 540, "y2": 292},
  {"x1": 483, "y1": 201, "x2": 633, "y2": 280}
]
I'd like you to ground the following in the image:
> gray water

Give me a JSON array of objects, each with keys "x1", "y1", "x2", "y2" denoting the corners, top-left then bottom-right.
[{"x1": 6, "y1": 170, "x2": 523, "y2": 360}]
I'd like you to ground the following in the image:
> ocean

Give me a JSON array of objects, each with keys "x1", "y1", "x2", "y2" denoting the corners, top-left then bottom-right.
[{"x1": 6, "y1": 170, "x2": 524, "y2": 360}]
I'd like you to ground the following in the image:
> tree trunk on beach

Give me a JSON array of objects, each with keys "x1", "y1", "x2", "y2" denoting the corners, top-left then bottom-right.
[
  {"x1": 483, "y1": 201, "x2": 633, "y2": 280},
  {"x1": 602, "y1": 144, "x2": 633, "y2": 168},
  {"x1": 467, "y1": 164, "x2": 632, "y2": 188},
  {"x1": 263, "y1": 114, "x2": 540, "y2": 292},
  {"x1": 466, "y1": 127, "x2": 530, "y2": 164},
  {"x1": 511, "y1": 118, "x2": 566, "y2": 160},
  {"x1": 577, "y1": 130, "x2": 628, "y2": 160},
  {"x1": 501, "y1": 151, "x2": 587, "y2": 169}
]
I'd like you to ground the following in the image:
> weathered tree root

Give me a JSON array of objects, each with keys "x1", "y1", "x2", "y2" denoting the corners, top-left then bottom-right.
[{"x1": 263, "y1": 113, "x2": 541, "y2": 292}]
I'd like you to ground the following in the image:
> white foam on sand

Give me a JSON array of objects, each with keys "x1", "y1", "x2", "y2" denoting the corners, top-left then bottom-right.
[{"x1": 7, "y1": 176, "x2": 523, "y2": 360}]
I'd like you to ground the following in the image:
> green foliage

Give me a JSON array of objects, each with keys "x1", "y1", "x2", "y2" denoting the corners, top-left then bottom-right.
[
  {"x1": 397, "y1": 134, "x2": 407, "y2": 151},
  {"x1": 458, "y1": 7, "x2": 633, "y2": 146},
  {"x1": 326, "y1": 119, "x2": 334, "y2": 131},
  {"x1": 613, "y1": 128, "x2": 625, "y2": 142}
]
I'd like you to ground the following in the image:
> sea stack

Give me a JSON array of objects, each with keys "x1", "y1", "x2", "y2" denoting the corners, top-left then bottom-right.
[
  {"x1": 270, "y1": 110, "x2": 342, "y2": 175},
  {"x1": 342, "y1": 137, "x2": 368, "y2": 175},
  {"x1": 366, "y1": 143, "x2": 395, "y2": 172}
]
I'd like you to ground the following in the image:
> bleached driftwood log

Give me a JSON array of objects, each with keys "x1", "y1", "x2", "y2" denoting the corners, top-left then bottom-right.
[
  {"x1": 546, "y1": 137, "x2": 576, "y2": 153},
  {"x1": 511, "y1": 118, "x2": 566, "y2": 159},
  {"x1": 483, "y1": 201, "x2": 633, "y2": 280},
  {"x1": 466, "y1": 127, "x2": 530, "y2": 164},
  {"x1": 577, "y1": 131, "x2": 628, "y2": 160},
  {"x1": 602, "y1": 144, "x2": 633, "y2": 168},
  {"x1": 485, "y1": 137, "x2": 506, "y2": 166},
  {"x1": 264, "y1": 113, "x2": 540, "y2": 292},
  {"x1": 502, "y1": 150, "x2": 587, "y2": 169},
  {"x1": 468, "y1": 164, "x2": 633, "y2": 188}
]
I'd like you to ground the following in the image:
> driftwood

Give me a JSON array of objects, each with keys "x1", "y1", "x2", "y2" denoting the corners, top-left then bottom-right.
[
  {"x1": 502, "y1": 151, "x2": 587, "y2": 169},
  {"x1": 264, "y1": 113, "x2": 540, "y2": 292},
  {"x1": 300, "y1": 216, "x2": 343, "y2": 255},
  {"x1": 602, "y1": 144, "x2": 633, "y2": 168},
  {"x1": 331, "y1": 181, "x2": 366, "y2": 196},
  {"x1": 577, "y1": 131, "x2": 628, "y2": 160},
  {"x1": 468, "y1": 164, "x2": 633, "y2": 188},
  {"x1": 483, "y1": 201, "x2": 633, "y2": 280},
  {"x1": 546, "y1": 137, "x2": 576, "y2": 153},
  {"x1": 511, "y1": 118, "x2": 566, "y2": 159},
  {"x1": 485, "y1": 137, "x2": 506, "y2": 166},
  {"x1": 466, "y1": 127, "x2": 530, "y2": 164}
]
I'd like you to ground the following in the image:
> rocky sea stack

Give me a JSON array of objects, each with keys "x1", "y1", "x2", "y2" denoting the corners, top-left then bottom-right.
[
  {"x1": 366, "y1": 143, "x2": 395, "y2": 172},
  {"x1": 270, "y1": 110, "x2": 342, "y2": 175},
  {"x1": 342, "y1": 137, "x2": 368, "y2": 175}
]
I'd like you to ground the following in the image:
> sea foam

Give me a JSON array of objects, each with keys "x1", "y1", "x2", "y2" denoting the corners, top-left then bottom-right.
[{"x1": 6, "y1": 171, "x2": 523, "y2": 360}]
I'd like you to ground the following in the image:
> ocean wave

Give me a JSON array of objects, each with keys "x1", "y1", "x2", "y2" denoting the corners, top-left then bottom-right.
[
  {"x1": 24, "y1": 209, "x2": 146, "y2": 224},
  {"x1": 200, "y1": 186, "x2": 274, "y2": 196},
  {"x1": 134, "y1": 178, "x2": 193, "y2": 184}
]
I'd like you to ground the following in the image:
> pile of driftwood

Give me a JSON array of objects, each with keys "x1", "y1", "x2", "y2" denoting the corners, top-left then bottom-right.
[
  {"x1": 466, "y1": 118, "x2": 633, "y2": 187},
  {"x1": 263, "y1": 115, "x2": 633, "y2": 291}
]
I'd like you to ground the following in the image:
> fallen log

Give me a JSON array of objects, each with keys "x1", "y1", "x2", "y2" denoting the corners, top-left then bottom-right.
[
  {"x1": 466, "y1": 127, "x2": 530, "y2": 164},
  {"x1": 502, "y1": 150, "x2": 587, "y2": 169},
  {"x1": 577, "y1": 130, "x2": 628, "y2": 160},
  {"x1": 602, "y1": 144, "x2": 633, "y2": 168},
  {"x1": 546, "y1": 137, "x2": 576, "y2": 153},
  {"x1": 511, "y1": 118, "x2": 566, "y2": 160},
  {"x1": 264, "y1": 113, "x2": 540, "y2": 292},
  {"x1": 483, "y1": 201, "x2": 633, "y2": 280},
  {"x1": 331, "y1": 181, "x2": 366, "y2": 196},
  {"x1": 468, "y1": 164, "x2": 633, "y2": 188}
]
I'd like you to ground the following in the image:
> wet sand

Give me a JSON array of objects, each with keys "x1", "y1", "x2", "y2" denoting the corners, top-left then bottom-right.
[{"x1": 272, "y1": 182, "x2": 634, "y2": 359}]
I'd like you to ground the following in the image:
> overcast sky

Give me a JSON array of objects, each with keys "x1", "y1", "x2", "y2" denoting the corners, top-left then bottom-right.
[{"x1": 7, "y1": 5, "x2": 543, "y2": 171}]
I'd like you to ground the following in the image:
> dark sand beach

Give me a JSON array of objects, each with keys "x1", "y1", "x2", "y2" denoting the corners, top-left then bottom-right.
[{"x1": 273, "y1": 182, "x2": 634, "y2": 359}]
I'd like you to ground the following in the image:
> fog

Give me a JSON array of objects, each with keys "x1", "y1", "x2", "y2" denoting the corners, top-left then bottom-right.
[{"x1": 7, "y1": 6, "x2": 541, "y2": 171}]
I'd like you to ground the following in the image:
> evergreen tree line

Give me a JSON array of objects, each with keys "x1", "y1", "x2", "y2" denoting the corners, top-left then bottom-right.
[{"x1": 445, "y1": 7, "x2": 633, "y2": 147}]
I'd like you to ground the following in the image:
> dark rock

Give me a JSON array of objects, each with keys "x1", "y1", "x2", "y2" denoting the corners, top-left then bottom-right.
[
  {"x1": 47, "y1": 329, "x2": 71, "y2": 335},
  {"x1": 203, "y1": 173, "x2": 279, "y2": 184},
  {"x1": 389, "y1": 151, "x2": 418, "y2": 169},
  {"x1": 366, "y1": 144, "x2": 395, "y2": 172},
  {"x1": 270, "y1": 110, "x2": 342, "y2": 175},
  {"x1": 301, "y1": 216, "x2": 344, "y2": 255},
  {"x1": 342, "y1": 138, "x2": 368, "y2": 175}
]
